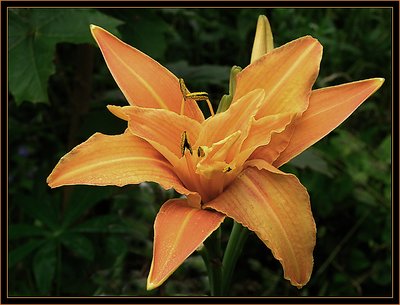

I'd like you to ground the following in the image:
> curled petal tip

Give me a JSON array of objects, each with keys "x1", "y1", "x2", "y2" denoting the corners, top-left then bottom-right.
[
  {"x1": 90, "y1": 24, "x2": 109, "y2": 42},
  {"x1": 285, "y1": 271, "x2": 312, "y2": 289},
  {"x1": 369, "y1": 77, "x2": 385, "y2": 95},
  {"x1": 375, "y1": 77, "x2": 385, "y2": 86},
  {"x1": 90, "y1": 24, "x2": 101, "y2": 42},
  {"x1": 89, "y1": 24, "x2": 100, "y2": 34},
  {"x1": 146, "y1": 281, "x2": 158, "y2": 291},
  {"x1": 106, "y1": 105, "x2": 129, "y2": 121},
  {"x1": 46, "y1": 176, "x2": 54, "y2": 188}
]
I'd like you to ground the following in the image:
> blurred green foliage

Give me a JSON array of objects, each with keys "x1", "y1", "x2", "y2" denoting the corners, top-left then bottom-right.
[{"x1": 8, "y1": 8, "x2": 391, "y2": 297}]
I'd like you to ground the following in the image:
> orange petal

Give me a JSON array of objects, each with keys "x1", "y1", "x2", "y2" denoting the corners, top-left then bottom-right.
[
  {"x1": 108, "y1": 105, "x2": 201, "y2": 164},
  {"x1": 196, "y1": 131, "x2": 242, "y2": 177},
  {"x1": 234, "y1": 36, "x2": 322, "y2": 118},
  {"x1": 204, "y1": 159, "x2": 316, "y2": 288},
  {"x1": 90, "y1": 25, "x2": 204, "y2": 122},
  {"x1": 249, "y1": 121, "x2": 296, "y2": 165},
  {"x1": 196, "y1": 89, "x2": 265, "y2": 149},
  {"x1": 274, "y1": 78, "x2": 385, "y2": 167},
  {"x1": 147, "y1": 198, "x2": 225, "y2": 290},
  {"x1": 46, "y1": 131, "x2": 194, "y2": 199},
  {"x1": 238, "y1": 112, "x2": 295, "y2": 165}
]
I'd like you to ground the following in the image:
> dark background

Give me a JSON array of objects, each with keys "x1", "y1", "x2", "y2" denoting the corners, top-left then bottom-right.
[{"x1": 8, "y1": 8, "x2": 392, "y2": 297}]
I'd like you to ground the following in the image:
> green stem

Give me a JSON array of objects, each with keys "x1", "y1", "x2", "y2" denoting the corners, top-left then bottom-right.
[
  {"x1": 201, "y1": 228, "x2": 223, "y2": 296},
  {"x1": 221, "y1": 221, "x2": 249, "y2": 295}
]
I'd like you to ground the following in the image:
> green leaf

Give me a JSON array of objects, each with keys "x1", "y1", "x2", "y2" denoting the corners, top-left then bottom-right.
[
  {"x1": 16, "y1": 193, "x2": 60, "y2": 230},
  {"x1": 33, "y1": 241, "x2": 57, "y2": 294},
  {"x1": 105, "y1": 236, "x2": 128, "y2": 257},
  {"x1": 375, "y1": 135, "x2": 391, "y2": 164},
  {"x1": 9, "y1": 8, "x2": 123, "y2": 105},
  {"x1": 349, "y1": 249, "x2": 369, "y2": 271},
  {"x1": 9, "y1": 239, "x2": 45, "y2": 268},
  {"x1": 117, "y1": 10, "x2": 170, "y2": 59},
  {"x1": 62, "y1": 186, "x2": 114, "y2": 228},
  {"x1": 371, "y1": 259, "x2": 391, "y2": 286},
  {"x1": 72, "y1": 214, "x2": 144, "y2": 236},
  {"x1": 9, "y1": 224, "x2": 48, "y2": 240},
  {"x1": 60, "y1": 233, "x2": 94, "y2": 261},
  {"x1": 354, "y1": 187, "x2": 376, "y2": 206},
  {"x1": 290, "y1": 148, "x2": 333, "y2": 177},
  {"x1": 166, "y1": 60, "x2": 230, "y2": 87}
]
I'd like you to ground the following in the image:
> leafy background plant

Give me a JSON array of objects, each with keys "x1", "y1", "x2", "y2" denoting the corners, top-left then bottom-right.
[{"x1": 8, "y1": 8, "x2": 392, "y2": 296}]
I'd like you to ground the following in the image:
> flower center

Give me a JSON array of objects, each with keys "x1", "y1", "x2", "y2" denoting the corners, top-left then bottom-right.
[
  {"x1": 180, "y1": 131, "x2": 236, "y2": 177},
  {"x1": 178, "y1": 130, "x2": 240, "y2": 203}
]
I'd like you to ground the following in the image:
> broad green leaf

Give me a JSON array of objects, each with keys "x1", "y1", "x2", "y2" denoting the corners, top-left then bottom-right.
[
  {"x1": 60, "y1": 233, "x2": 94, "y2": 261},
  {"x1": 33, "y1": 241, "x2": 57, "y2": 294},
  {"x1": 354, "y1": 188, "x2": 376, "y2": 206},
  {"x1": 116, "y1": 10, "x2": 170, "y2": 59},
  {"x1": 9, "y1": 8, "x2": 123, "y2": 105},
  {"x1": 72, "y1": 215, "x2": 147, "y2": 240},
  {"x1": 289, "y1": 148, "x2": 333, "y2": 177},
  {"x1": 375, "y1": 135, "x2": 391, "y2": 164},
  {"x1": 9, "y1": 224, "x2": 48, "y2": 240},
  {"x1": 16, "y1": 193, "x2": 60, "y2": 230},
  {"x1": 105, "y1": 236, "x2": 128, "y2": 257},
  {"x1": 62, "y1": 186, "x2": 114, "y2": 228},
  {"x1": 72, "y1": 214, "x2": 125, "y2": 234},
  {"x1": 9, "y1": 239, "x2": 45, "y2": 268},
  {"x1": 166, "y1": 60, "x2": 230, "y2": 87}
]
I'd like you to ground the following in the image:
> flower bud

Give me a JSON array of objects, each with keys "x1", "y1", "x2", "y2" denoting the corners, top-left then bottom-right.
[{"x1": 250, "y1": 15, "x2": 274, "y2": 63}]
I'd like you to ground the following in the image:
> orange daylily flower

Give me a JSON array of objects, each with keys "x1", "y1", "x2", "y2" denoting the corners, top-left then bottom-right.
[{"x1": 47, "y1": 24, "x2": 383, "y2": 290}]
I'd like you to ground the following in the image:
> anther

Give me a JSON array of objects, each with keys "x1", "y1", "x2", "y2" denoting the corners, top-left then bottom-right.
[
  {"x1": 197, "y1": 146, "x2": 206, "y2": 158},
  {"x1": 223, "y1": 166, "x2": 232, "y2": 173},
  {"x1": 179, "y1": 78, "x2": 215, "y2": 117},
  {"x1": 180, "y1": 131, "x2": 193, "y2": 157}
]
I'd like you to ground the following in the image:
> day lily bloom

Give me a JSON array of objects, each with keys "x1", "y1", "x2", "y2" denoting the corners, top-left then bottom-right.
[{"x1": 47, "y1": 23, "x2": 383, "y2": 291}]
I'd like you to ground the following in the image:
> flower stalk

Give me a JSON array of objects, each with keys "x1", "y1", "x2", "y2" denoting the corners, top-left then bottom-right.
[
  {"x1": 221, "y1": 221, "x2": 249, "y2": 295},
  {"x1": 201, "y1": 228, "x2": 223, "y2": 296}
]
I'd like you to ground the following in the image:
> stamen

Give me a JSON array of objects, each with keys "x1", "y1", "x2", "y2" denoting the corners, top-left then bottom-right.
[
  {"x1": 197, "y1": 146, "x2": 206, "y2": 158},
  {"x1": 179, "y1": 78, "x2": 187, "y2": 115},
  {"x1": 179, "y1": 78, "x2": 214, "y2": 117},
  {"x1": 179, "y1": 78, "x2": 190, "y2": 97},
  {"x1": 186, "y1": 92, "x2": 209, "y2": 100},
  {"x1": 180, "y1": 131, "x2": 193, "y2": 156},
  {"x1": 180, "y1": 97, "x2": 186, "y2": 116},
  {"x1": 223, "y1": 165, "x2": 232, "y2": 173},
  {"x1": 205, "y1": 98, "x2": 215, "y2": 117}
]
